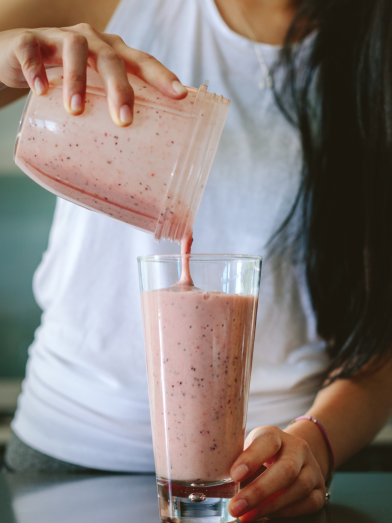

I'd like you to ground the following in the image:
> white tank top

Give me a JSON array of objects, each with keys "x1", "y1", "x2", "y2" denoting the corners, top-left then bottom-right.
[{"x1": 12, "y1": 0, "x2": 329, "y2": 471}]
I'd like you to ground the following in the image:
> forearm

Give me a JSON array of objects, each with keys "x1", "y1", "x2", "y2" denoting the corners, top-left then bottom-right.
[
  {"x1": 0, "y1": 0, "x2": 69, "y2": 111},
  {"x1": 285, "y1": 357, "x2": 392, "y2": 479}
]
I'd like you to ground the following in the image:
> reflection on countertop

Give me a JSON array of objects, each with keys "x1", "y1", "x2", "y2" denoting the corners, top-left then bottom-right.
[
  {"x1": 1, "y1": 472, "x2": 158, "y2": 523},
  {"x1": 0, "y1": 472, "x2": 391, "y2": 523}
]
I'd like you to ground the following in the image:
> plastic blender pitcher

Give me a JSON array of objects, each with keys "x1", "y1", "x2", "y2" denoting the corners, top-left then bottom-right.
[{"x1": 14, "y1": 67, "x2": 230, "y2": 242}]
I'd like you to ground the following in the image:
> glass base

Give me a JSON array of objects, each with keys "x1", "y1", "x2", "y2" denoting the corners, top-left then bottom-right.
[{"x1": 157, "y1": 477, "x2": 239, "y2": 522}]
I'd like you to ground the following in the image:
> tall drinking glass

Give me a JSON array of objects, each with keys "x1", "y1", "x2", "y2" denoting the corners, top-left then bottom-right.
[{"x1": 138, "y1": 254, "x2": 262, "y2": 522}]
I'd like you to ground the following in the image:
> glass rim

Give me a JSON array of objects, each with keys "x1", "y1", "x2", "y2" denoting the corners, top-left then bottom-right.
[{"x1": 137, "y1": 253, "x2": 263, "y2": 263}]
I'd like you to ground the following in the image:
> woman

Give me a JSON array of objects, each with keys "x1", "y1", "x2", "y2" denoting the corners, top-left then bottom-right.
[{"x1": 1, "y1": 0, "x2": 392, "y2": 520}]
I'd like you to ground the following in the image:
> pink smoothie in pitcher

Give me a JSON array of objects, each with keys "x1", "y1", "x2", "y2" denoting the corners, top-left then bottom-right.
[
  {"x1": 14, "y1": 67, "x2": 230, "y2": 242},
  {"x1": 141, "y1": 286, "x2": 257, "y2": 483}
]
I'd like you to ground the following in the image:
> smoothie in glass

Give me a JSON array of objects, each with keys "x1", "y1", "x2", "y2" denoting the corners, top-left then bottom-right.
[{"x1": 141, "y1": 286, "x2": 257, "y2": 483}]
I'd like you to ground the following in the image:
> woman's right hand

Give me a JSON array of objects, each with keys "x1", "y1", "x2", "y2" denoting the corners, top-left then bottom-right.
[{"x1": 0, "y1": 25, "x2": 188, "y2": 126}]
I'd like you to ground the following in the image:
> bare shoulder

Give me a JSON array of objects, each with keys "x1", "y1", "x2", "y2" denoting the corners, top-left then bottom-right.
[{"x1": 0, "y1": 0, "x2": 120, "y2": 32}]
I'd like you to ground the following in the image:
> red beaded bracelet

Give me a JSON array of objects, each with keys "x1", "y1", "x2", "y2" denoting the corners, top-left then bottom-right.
[{"x1": 289, "y1": 416, "x2": 335, "y2": 491}]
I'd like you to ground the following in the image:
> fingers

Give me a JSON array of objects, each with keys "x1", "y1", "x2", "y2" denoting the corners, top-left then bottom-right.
[
  {"x1": 58, "y1": 25, "x2": 132, "y2": 126},
  {"x1": 236, "y1": 465, "x2": 325, "y2": 521},
  {"x1": 229, "y1": 457, "x2": 302, "y2": 519},
  {"x1": 230, "y1": 427, "x2": 283, "y2": 483},
  {"x1": 228, "y1": 427, "x2": 325, "y2": 520},
  {"x1": 62, "y1": 33, "x2": 88, "y2": 115},
  {"x1": 13, "y1": 31, "x2": 48, "y2": 95},
  {"x1": 93, "y1": 44, "x2": 135, "y2": 126},
  {"x1": 9, "y1": 25, "x2": 186, "y2": 127},
  {"x1": 108, "y1": 35, "x2": 188, "y2": 99}
]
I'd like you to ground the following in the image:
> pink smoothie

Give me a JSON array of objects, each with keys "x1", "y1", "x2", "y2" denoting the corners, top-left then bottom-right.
[
  {"x1": 14, "y1": 68, "x2": 229, "y2": 242},
  {"x1": 179, "y1": 234, "x2": 194, "y2": 286},
  {"x1": 141, "y1": 286, "x2": 257, "y2": 483}
]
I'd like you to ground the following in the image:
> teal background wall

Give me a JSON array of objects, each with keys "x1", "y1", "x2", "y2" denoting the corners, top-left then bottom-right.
[{"x1": 0, "y1": 97, "x2": 56, "y2": 378}]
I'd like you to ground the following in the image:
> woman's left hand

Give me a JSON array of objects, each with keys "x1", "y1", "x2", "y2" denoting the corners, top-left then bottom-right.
[{"x1": 228, "y1": 426, "x2": 326, "y2": 521}]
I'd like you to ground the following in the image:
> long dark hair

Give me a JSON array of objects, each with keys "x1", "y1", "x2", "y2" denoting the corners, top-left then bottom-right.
[{"x1": 274, "y1": 0, "x2": 392, "y2": 381}]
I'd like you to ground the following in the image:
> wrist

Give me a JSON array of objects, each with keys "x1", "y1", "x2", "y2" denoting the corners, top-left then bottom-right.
[{"x1": 284, "y1": 418, "x2": 331, "y2": 482}]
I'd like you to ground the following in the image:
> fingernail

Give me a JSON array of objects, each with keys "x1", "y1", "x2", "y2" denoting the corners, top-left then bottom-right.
[
  {"x1": 232, "y1": 463, "x2": 249, "y2": 482},
  {"x1": 70, "y1": 93, "x2": 83, "y2": 112},
  {"x1": 229, "y1": 498, "x2": 248, "y2": 517},
  {"x1": 34, "y1": 77, "x2": 46, "y2": 96},
  {"x1": 172, "y1": 80, "x2": 187, "y2": 96},
  {"x1": 119, "y1": 104, "x2": 133, "y2": 124}
]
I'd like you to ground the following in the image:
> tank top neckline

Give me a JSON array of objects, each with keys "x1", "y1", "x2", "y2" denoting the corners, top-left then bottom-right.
[{"x1": 201, "y1": 0, "x2": 316, "y2": 57}]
